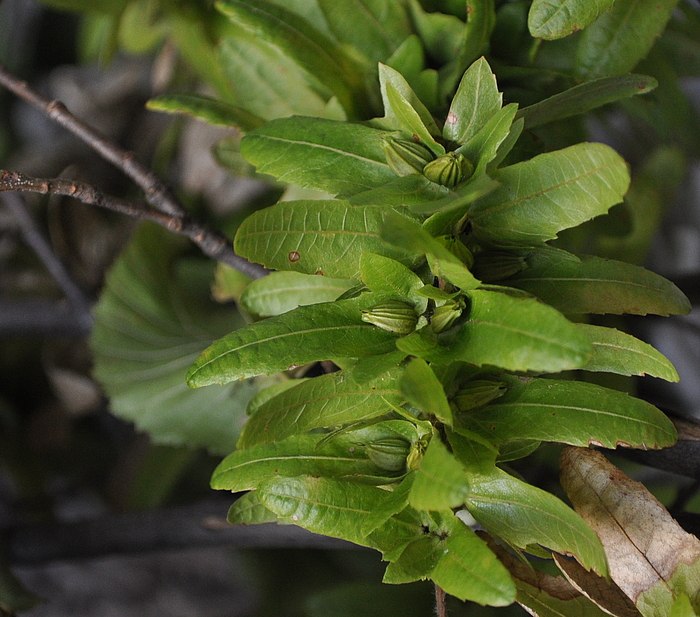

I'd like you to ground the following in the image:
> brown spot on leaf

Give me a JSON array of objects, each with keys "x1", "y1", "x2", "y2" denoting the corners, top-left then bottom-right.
[
  {"x1": 446, "y1": 111, "x2": 458, "y2": 126},
  {"x1": 315, "y1": 268, "x2": 324, "y2": 275},
  {"x1": 288, "y1": 251, "x2": 301, "y2": 262}
]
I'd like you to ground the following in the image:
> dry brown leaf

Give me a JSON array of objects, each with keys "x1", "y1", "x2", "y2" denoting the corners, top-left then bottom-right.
[{"x1": 560, "y1": 446, "x2": 700, "y2": 605}]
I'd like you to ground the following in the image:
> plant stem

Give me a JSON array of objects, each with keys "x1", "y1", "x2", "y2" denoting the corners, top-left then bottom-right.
[{"x1": 435, "y1": 584, "x2": 448, "y2": 617}]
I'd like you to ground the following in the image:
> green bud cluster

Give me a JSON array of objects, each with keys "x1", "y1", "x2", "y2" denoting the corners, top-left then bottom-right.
[
  {"x1": 361, "y1": 300, "x2": 418, "y2": 335},
  {"x1": 383, "y1": 136, "x2": 436, "y2": 177},
  {"x1": 453, "y1": 380, "x2": 507, "y2": 412},
  {"x1": 431, "y1": 298, "x2": 465, "y2": 333},
  {"x1": 471, "y1": 250, "x2": 528, "y2": 282},
  {"x1": 366, "y1": 437, "x2": 411, "y2": 471},
  {"x1": 422, "y1": 152, "x2": 474, "y2": 187}
]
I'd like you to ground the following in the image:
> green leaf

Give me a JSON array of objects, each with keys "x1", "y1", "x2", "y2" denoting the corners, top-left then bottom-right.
[
  {"x1": 227, "y1": 491, "x2": 279, "y2": 524},
  {"x1": 506, "y1": 247, "x2": 692, "y2": 316},
  {"x1": 528, "y1": 0, "x2": 616, "y2": 40},
  {"x1": 385, "y1": 83, "x2": 444, "y2": 155},
  {"x1": 240, "y1": 117, "x2": 396, "y2": 197},
  {"x1": 401, "y1": 359, "x2": 453, "y2": 425},
  {"x1": 466, "y1": 468, "x2": 608, "y2": 575},
  {"x1": 360, "y1": 253, "x2": 426, "y2": 312},
  {"x1": 444, "y1": 56, "x2": 502, "y2": 144},
  {"x1": 240, "y1": 271, "x2": 356, "y2": 317},
  {"x1": 317, "y1": 0, "x2": 411, "y2": 63},
  {"x1": 468, "y1": 143, "x2": 630, "y2": 245},
  {"x1": 578, "y1": 323, "x2": 679, "y2": 381},
  {"x1": 575, "y1": 0, "x2": 680, "y2": 78},
  {"x1": 447, "y1": 429, "x2": 499, "y2": 476},
  {"x1": 217, "y1": 0, "x2": 369, "y2": 115},
  {"x1": 187, "y1": 296, "x2": 402, "y2": 387},
  {"x1": 237, "y1": 368, "x2": 405, "y2": 447},
  {"x1": 516, "y1": 74, "x2": 658, "y2": 130},
  {"x1": 212, "y1": 433, "x2": 402, "y2": 492},
  {"x1": 429, "y1": 514, "x2": 516, "y2": 606},
  {"x1": 350, "y1": 350, "x2": 408, "y2": 384},
  {"x1": 361, "y1": 473, "x2": 415, "y2": 536},
  {"x1": 234, "y1": 200, "x2": 421, "y2": 279},
  {"x1": 91, "y1": 224, "x2": 257, "y2": 455},
  {"x1": 258, "y1": 476, "x2": 425, "y2": 557},
  {"x1": 463, "y1": 376, "x2": 677, "y2": 449},
  {"x1": 409, "y1": 437, "x2": 469, "y2": 510},
  {"x1": 406, "y1": 0, "x2": 466, "y2": 67},
  {"x1": 383, "y1": 534, "x2": 443, "y2": 584},
  {"x1": 350, "y1": 175, "x2": 451, "y2": 207},
  {"x1": 381, "y1": 211, "x2": 480, "y2": 290},
  {"x1": 146, "y1": 94, "x2": 264, "y2": 131},
  {"x1": 417, "y1": 289, "x2": 591, "y2": 372}
]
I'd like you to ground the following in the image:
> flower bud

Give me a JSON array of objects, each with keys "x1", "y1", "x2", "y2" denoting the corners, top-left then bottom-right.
[
  {"x1": 366, "y1": 438, "x2": 411, "y2": 471},
  {"x1": 406, "y1": 435, "x2": 430, "y2": 471},
  {"x1": 471, "y1": 251, "x2": 528, "y2": 282},
  {"x1": 454, "y1": 380, "x2": 507, "y2": 412},
  {"x1": 436, "y1": 236, "x2": 474, "y2": 269},
  {"x1": 431, "y1": 299, "x2": 465, "y2": 333},
  {"x1": 423, "y1": 152, "x2": 474, "y2": 187},
  {"x1": 361, "y1": 300, "x2": 418, "y2": 335},
  {"x1": 383, "y1": 136, "x2": 435, "y2": 177}
]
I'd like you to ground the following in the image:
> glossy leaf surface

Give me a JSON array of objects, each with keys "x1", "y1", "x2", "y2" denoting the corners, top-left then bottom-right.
[
  {"x1": 528, "y1": 0, "x2": 615, "y2": 40},
  {"x1": 409, "y1": 437, "x2": 469, "y2": 510}
]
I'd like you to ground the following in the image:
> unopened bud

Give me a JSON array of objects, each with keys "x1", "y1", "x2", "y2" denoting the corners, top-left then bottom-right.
[
  {"x1": 431, "y1": 299, "x2": 465, "y2": 333},
  {"x1": 361, "y1": 300, "x2": 418, "y2": 335},
  {"x1": 436, "y1": 236, "x2": 474, "y2": 269},
  {"x1": 471, "y1": 251, "x2": 527, "y2": 282},
  {"x1": 366, "y1": 438, "x2": 411, "y2": 471},
  {"x1": 406, "y1": 435, "x2": 430, "y2": 471},
  {"x1": 423, "y1": 152, "x2": 474, "y2": 188},
  {"x1": 383, "y1": 136, "x2": 436, "y2": 177},
  {"x1": 454, "y1": 380, "x2": 507, "y2": 412}
]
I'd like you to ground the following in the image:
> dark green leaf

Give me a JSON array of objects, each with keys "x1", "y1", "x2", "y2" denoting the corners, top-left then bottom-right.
[
  {"x1": 578, "y1": 324, "x2": 679, "y2": 381},
  {"x1": 383, "y1": 534, "x2": 442, "y2": 583},
  {"x1": 463, "y1": 376, "x2": 677, "y2": 449},
  {"x1": 227, "y1": 491, "x2": 279, "y2": 524},
  {"x1": 468, "y1": 143, "x2": 630, "y2": 245},
  {"x1": 466, "y1": 468, "x2": 608, "y2": 575},
  {"x1": 92, "y1": 224, "x2": 257, "y2": 454},
  {"x1": 401, "y1": 359, "x2": 453, "y2": 425},
  {"x1": 506, "y1": 247, "x2": 692, "y2": 316},
  {"x1": 240, "y1": 117, "x2": 396, "y2": 196},
  {"x1": 447, "y1": 429, "x2": 499, "y2": 476},
  {"x1": 516, "y1": 74, "x2": 658, "y2": 130},
  {"x1": 528, "y1": 0, "x2": 616, "y2": 40},
  {"x1": 361, "y1": 473, "x2": 415, "y2": 536},
  {"x1": 187, "y1": 296, "x2": 402, "y2": 387},
  {"x1": 146, "y1": 94, "x2": 264, "y2": 131},
  {"x1": 406, "y1": 0, "x2": 466, "y2": 67},
  {"x1": 575, "y1": 0, "x2": 680, "y2": 78},
  {"x1": 36, "y1": 0, "x2": 126, "y2": 13},
  {"x1": 235, "y1": 200, "x2": 421, "y2": 279},
  {"x1": 237, "y1": 368, "x2": 405, "y2": 447},
  {"x1": 240, "y1": 271, "x2": 356, "y2": 317},
  {"x1": 409, "y1": 436, "x2": 469, "y2": 509}
]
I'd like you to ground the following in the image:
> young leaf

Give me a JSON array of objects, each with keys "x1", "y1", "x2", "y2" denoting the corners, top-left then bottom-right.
[
  {"x1": 516, "y1": 74, "x2": 658, "y2": 130},
  {"x1": 578, "y1": 323, "x2": 679, "y2": 381},
  {"x1": 409, "y1": 437, "x2": 469, "y2": 510},
  {"x1": 506, "y1": 247, "x2": 692, "y2": 316},
  {"x1": 468, "y1": 143, "x2": 630, "y2": 245},
  {"x1": 528, "y1": 0, "x2": 616, "y2": 40},
  {"x1": 257, "y1": 475, "x2": 425, "y2": 557},
  {"x1": 234, "y1": 200, "x2": 421, "y2": 279},
  {"x1": 465, "y1": 468, "x2": 608, "y2": 576},
  {"x1": 212, "y1": 433, "x2": 402, "y2": 492},
  {"x1": 361, "y1": 473, "x2": 415, "y2": 536},
  {"x1": 418, "y1": 289, "x2": 591, "y2": 373},
  {"x1": 217, "y1": 0, "x2": 369, "y2": 114},
  {"x1": 444, "y1": 56, "x2": 502, "y2": 144},
  {"x1": 240, "y1": 271, "x2": 356, "y2": 317},
  {"x1": 187, "y1": 296, "x2": 402, "y2": 387},
  {"x1": 456, "y1": 103, "x2": 518, "y2": 175},
  {"x1": 385, "y1": 83, "x2": 444, "y2": 155},
  {"x1": 146, "y1": 93, "x2": 265, "y2": 130},
  {"x1": 574, "y1": 0, "x2": 679, "y2": 78},
  {"x1": 405, "y1": 1, "x2": 466, "y2": 69},
  {"x1": 240, "y1": 117, "x2": 396, "y2": 197},
  {"x1": 227, "y1": 491, "x2": 279, "y2": 525},
  {"x1": 401, "y1": 359, "x2": 453, "y2": 425},
  {"x1": 429, "y1": 514, "x2": 516, "y2": 606},
  {"x1": 237, "y1": 367, "x2": 405, "y2": 447},
  {"x1": 360, "y1": 253, "x2": 426, "y2": 311},
  {"x1": 349, "y1": 175, "x2": 451, "y2": 207},
  {"x1": 463, "y1": 376, "x2": 677, "y2": 450},
  {"x1": 383, "y1": 534, "x2": 443, "y2": 584}
]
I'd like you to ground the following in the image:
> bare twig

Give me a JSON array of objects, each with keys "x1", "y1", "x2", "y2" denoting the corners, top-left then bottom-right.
[
  {"x1": 435, "y1": 584, "x2": 448, "y2": 617},
  {"x1": 0, "y1": 170, "x2": 267, "y2": 279},
  {"x1": 0, "y1": 63, "x2": 267, "y2": 280}
]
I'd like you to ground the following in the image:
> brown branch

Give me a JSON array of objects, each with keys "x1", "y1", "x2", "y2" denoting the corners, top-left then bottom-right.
[
  {"x1": 0, "y1": 170, "x2": 268, "y2": 280},
  {"x1": 0, "y1": 62, "x2": 267, "y2": 280},
  {"x1": 435, "y1": 584, "x2": 448, "y2": 617}
]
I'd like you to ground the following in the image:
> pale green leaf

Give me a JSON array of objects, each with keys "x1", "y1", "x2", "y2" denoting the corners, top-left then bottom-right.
[
  {"x1": 187, "y1": 296, "x2": 402, "y2": 387},
  {"x1": 349, "y1": 175, "x2": 451, "y2": 207},
  {"x1": 146, "y1": 93, "x2": 264, "y2": 130},
  {"x1": 240, "y1": 271, "x2": 356, "y2": 317},
  {"x1": 237, "y1": 367, "x2": 404, "y2": 447},
  {"x1": 401, "y1": 359, "x2": 453, "y2": 425},
  {"x1": 578, "y1": 324, "x2": 679, "y2": 381},
  {"x1": 463, "y1": 376, "x2": 677, "y2": 449},
  {"x1": 466, "y1": 468, "x2": 608, "y2": 575},
  {"x1": 91, "y1": 224, "x2": 257, "y2": 455},
  {"x1": 528, "y1": 0, "x2": 616, "y2": 40},
  {"x1": 575, "y1": 0, "x2": 680, "y2": 78},
  {"x1": 409, "y1": 437, "x2": 469, "y2": 510},
  {"x1": 516, "y1": 74, "x2": 658, "y2": 130},
  {"x1": 468, "y1": 143, "x2": 630, "y2": 245},
  {"x1": 227, "y1": 491, "x2": 279, "y2": 524},
  {"x1": 360, "y1": 253, "x2": 426, "y2": 312},
  {"x1": 506, "y1": 247, "x2": 692, "y2": 316},
  {"x1": 361, "y1": 473, "x2": 415, "y2": 536},
  {"x1": 234, "y1": 200, "x2": 421, "y2": 279},
  {"x1": 444, "y1": 56, "x2": 502, "y2": 144},
  {"x1": 457, "y1": 103, "x2": 518, "y2": 175},
  {"x1": 385, "y1": 82, "x2": 444, "y2": 155}
]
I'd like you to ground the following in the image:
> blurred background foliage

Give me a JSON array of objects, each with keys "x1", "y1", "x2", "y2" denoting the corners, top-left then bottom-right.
[{"x1": 1, "y1": 0, "x2": 700, "y2": 615}]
